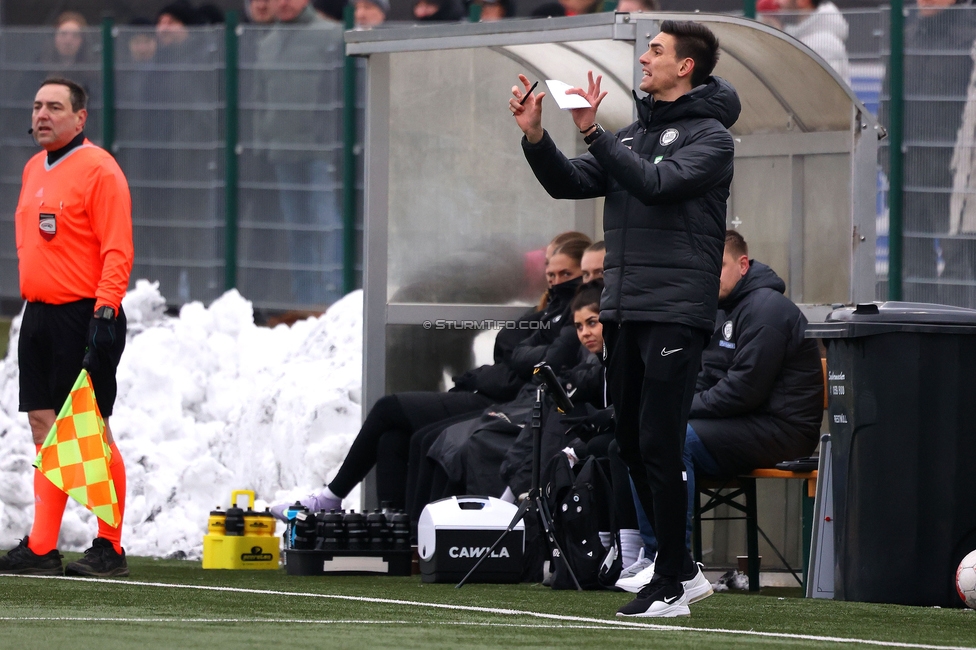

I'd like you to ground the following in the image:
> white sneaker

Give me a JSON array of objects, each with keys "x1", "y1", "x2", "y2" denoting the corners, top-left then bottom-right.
[
  {"x1": 269, "y1": 491, "x2": 341, "y2": 522},
  {"x1": 681, "y1": 562, "x2": 714, "y2": 604},
  {"x1": 617, "y1": 548, "x2": 652, "y2": 580},
  {"x1": 615, "y1": 558, "x2": 656, "y2": 593}
]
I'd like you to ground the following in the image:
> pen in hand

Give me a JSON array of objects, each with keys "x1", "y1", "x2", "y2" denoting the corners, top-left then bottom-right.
[{"x1": 519, "y1": 81, "x2": 539, "y2": 105}]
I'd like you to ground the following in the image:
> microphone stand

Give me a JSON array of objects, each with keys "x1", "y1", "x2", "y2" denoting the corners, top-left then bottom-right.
[{"x1": 455, "y1": 382, "x2": 581, "y2": 590}]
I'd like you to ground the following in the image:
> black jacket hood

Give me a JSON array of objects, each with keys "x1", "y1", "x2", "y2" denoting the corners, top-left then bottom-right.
[
  {"x1": 720, "y1": 260, "x2": 786, "y2": 310},
  {"x1": 634, "y1": 76, "x2": 741, "y2": 131}
]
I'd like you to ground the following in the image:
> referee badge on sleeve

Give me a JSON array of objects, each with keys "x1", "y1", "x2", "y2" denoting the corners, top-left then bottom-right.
[{"x1": 39, "y1": 212, "x2": 56, "y2": 240}]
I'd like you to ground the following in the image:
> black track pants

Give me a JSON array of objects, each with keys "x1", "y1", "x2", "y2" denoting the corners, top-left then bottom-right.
[{"x1": 604, "y1": 320, "x2": 705, "y2": 580}]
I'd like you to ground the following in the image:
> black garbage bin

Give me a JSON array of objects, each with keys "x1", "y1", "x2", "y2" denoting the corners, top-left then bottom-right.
[{"x1": 806, "y1": 302, "x2": 976, "y2": 607}]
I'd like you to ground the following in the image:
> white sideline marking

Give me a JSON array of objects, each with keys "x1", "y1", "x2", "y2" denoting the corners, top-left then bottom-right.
[
  {"x1": 3, "y1": 575, "x2": 975, "y2": 650},
  {"x1": 0, "y1": 617, "x2": 626, "y2": 630}
]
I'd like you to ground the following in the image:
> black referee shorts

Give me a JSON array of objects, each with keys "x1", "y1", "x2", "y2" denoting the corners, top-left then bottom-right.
[{"x1": 18, "y1": 299, "x2": 127, "y2": 417}]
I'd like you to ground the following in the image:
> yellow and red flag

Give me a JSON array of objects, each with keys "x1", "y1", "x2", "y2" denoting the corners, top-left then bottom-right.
[{"x1": 32, "y1": 370, "x2": 121, "y2": 528}]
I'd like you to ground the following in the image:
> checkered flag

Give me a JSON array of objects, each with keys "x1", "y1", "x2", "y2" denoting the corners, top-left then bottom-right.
[{"x1": 33, "y1": 370, "x2": 121, "y2": 528}]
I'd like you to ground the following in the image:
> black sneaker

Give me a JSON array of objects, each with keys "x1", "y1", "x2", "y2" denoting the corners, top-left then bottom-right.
[
  {"x1": 65, "y1": 538, "x2": 129, "y2": 577},
  {"x1": 616, "y1": 574, "x2": 690, "y2": 618},
  {"x1": 0, "y1": 536, "x2": 63, "y2": 575}
]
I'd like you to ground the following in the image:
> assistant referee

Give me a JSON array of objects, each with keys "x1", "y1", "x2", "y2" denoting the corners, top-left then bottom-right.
[{"x1": 0, "y1": 78, "x2": 134, "y2": 577}]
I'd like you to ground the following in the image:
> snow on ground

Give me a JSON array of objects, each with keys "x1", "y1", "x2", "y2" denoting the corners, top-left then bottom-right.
[{"x1": 0, "y1": 281, "x2": 363, "y2": 559}]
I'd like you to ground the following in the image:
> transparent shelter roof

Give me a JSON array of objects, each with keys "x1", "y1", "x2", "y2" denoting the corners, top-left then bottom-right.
[{"x1": 347, "y1": 12, "x2": 880, "y2": 137}]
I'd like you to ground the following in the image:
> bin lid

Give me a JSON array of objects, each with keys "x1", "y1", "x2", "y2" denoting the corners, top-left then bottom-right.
[{"x1": 806, "y1": 302, "x2": 976, "y2": 338}]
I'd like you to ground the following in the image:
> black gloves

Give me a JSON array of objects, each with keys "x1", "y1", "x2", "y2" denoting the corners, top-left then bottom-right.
[
  {"x1": 560, "y1": 404, "x2": 614, "y2": 442},
  {"x1": 82, "y1": 312, "x2": 117, "y2": 372}
]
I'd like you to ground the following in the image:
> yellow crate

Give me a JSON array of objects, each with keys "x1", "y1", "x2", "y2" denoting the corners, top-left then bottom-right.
[
  {"x1": 202, "y1": 534, "x2": 280, "y2": 570},
  {"x1": 202, "y1": 489, "x2": 280, "y2": 570}
]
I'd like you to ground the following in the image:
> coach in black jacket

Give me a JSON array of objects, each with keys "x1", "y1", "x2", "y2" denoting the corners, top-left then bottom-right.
[
  {"x1": 510, "y1": 20, "x2": 739, "y2": 616},
  {"x1": 690, "y1": 232, "x2": 824, "y2": 477}
]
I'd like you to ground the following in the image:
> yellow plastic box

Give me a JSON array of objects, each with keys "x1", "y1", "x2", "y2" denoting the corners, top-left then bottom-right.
[
  {"x1": 202, "y1": 534, "x2": 280, "y2": 570},
  {"x1": 202, "y1": 489, "x2": 280, "y2": 570}
]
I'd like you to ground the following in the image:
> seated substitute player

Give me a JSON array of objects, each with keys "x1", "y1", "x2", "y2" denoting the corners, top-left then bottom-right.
[
  {"x1": 0, "y1": 77, "x2": 133, "y2": 577},
  {"x1": 616, "y1": 229, "x2": 825, "y2": 592}
]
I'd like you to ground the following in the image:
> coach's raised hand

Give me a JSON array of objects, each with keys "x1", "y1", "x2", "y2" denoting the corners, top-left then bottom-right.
[
  {"x1": 566, "y1": 71, "x2": 607, "y2": 136},
  {"x1": 510, "y1": 74, "x2": 546, "y2": 144}
]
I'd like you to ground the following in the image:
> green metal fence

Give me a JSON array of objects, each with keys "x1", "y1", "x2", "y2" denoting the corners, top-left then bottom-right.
[
  {"x1": 3, "y1": 11, "x2": 976, "y2": 310},
  {"x1": 0, "y1": 17, "x2": 363, "y2": 312}
]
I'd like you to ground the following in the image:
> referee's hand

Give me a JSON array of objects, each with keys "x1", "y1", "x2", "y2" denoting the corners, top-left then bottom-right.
[{"x1": 82, "y1": 314, "x2": 116, "y2": 372}]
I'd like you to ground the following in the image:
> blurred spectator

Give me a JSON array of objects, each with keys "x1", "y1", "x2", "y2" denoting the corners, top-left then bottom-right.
[
  {"x1": 531, "y1": 2, "x2": 566, "y2": 17},
  {"x1": 314, "y1": 0, "x2": 349, "y2": 21},
  {"x1": 127, "y1": 18, "x2": 158, "y2": 63},
  {"x1": 151, "y1": 0, "x2": 217, "y2": 298},
  {"x1": 197, "y1": 3, "x2": 226, "y2": 23},
  {"x1": 413, "y1": 0, "x2": 465, "y2": 21},
  {"x1": 476, "y1": 0, "x2": 514, "y2": 21},
  {"x1": 949, "y1": 42, "x2": 976, "y2": 305},
  {"x1": 118, "y1": 18, "x2": 157, "y2": 184},
  {"x1": 254, "y1": 0, "x2": 343, "y2": 305},
  {"x1": 880, "y1": 0, "x2": 976, "y2": 303},
  {"x1": 156, "y1": 0, "x2": 199, "y2": 47},
  {"x1": 779, "y1": 0, "x2": 851, "y2": 83},
  {"x1": 354, "y1": 0, "x2": 389, "y2": 26},
  {"x1": 245, "y1": 0, "x2": 277, "y2": 23},
  {"x1": 902, "y1": 0, "x2": 976, "y2": 306},
  {"x1": 51, "y1": 13, "x2": 87, "y2": 65},
  {"x1": 615, "y1": 0, "x2": 659, "y2": 12},
  {"x1": 558, "y1": 0, "x2": 604, "y2": 16},
  {"x1": 39, "y1": 12, "x2": 99, "y2": 99}
]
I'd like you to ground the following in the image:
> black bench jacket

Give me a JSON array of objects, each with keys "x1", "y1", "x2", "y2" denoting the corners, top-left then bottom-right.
[{"x1": 690, "y1": 261, "x2": 825, "y2": 475}]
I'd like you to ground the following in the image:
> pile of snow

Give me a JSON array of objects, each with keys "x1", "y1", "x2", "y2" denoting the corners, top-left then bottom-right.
[{"x1": 0, "y1": 280, "x2": 363, "y2": 559}]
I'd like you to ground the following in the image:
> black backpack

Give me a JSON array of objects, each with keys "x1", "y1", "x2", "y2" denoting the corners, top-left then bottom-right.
[{"x1": 543, "y1": 454, "x2": 622, "y2": 590}]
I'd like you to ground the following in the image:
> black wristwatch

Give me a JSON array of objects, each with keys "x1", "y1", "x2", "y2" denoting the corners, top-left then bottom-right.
[
  {"x1": 94, "y1": 306, "x2": 115, "y2": 320},
  {"x1": 583, "y1": 124, "x2": 605, "y2": 145}
]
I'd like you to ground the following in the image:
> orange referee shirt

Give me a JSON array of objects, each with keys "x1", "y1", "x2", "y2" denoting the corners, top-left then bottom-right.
[{"x1": 15, "y1": 140, "x2": 134, "y2": 312}]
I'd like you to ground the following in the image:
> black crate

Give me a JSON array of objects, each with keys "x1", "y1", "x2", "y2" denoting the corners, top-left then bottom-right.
[{"x1": 282, "y1": 548, "x2": 413, "y2": 576}]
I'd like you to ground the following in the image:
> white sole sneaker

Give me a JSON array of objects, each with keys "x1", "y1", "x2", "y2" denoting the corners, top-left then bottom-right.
[
  {"x1": 615, "y1": 560, "x2": 655, "y2": 593},
  {"x1": 616, "y1": 590, "x2": 691, "y2": 618},
  {"x1": 682, "y1": 564, "x2": 714, "y2": 604}
]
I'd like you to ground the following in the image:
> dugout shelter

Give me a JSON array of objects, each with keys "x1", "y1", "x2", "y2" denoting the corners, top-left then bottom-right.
[{"x1": 347, "y1": 12, "x2": 882, "y2": 417}]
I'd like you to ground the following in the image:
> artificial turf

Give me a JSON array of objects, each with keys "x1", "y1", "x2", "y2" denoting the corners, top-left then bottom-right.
[{"x1": 1, "y1": 555, "x2": 974, "y2": 649}]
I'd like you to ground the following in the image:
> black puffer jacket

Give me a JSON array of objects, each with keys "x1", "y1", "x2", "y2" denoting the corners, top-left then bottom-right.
[
  {"x1": 690, "y1": 261, "x2": 824, "y2": 476},
  {"x1": 509, "y1": 277, "x2": 582, "y2": 379},
  {"x1": 522, "y1": 77, "x2": 740, "y2": 332}
]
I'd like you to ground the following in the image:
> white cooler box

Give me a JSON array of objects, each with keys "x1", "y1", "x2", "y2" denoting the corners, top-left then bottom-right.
[{"x1": 418, "y1": 496, "x2": 524, "y2": 583}]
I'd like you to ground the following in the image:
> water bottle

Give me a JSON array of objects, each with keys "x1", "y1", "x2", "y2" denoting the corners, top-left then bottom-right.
[
  {"x1": 367, "y1": 510, "x2": 387, "y2": 551},
  {"x1": 224, "y1": 505, "x2": 245, "y2": 536},
  {"x1": 316, "y1": 509, "x2": 345, "y2": 551},
  {"x1": 207, "y1": 507, "x2": 226, "y2": 536},
  {"x1": 283, "y1": 502, "x2": 306, "y2": 549},
  {"x1": 292, "y1": 510, "x2": 318, "y2": 550},
  {"x1": 344, "y1": 511, "x2": 368, "y2": 551},
  {"x1": 391, "y1": 511, "x2": 411, "y2": 550},
  {"x1": 244, "y1": 507, "x2": 274, "y2": 537}
]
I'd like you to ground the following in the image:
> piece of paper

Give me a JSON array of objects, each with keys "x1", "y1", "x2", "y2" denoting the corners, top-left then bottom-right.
[{"x1": 545, "y1": 79, "x2": 593, "y2": 110}]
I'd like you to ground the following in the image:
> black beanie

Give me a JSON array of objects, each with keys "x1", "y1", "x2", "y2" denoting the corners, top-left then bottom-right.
[{"x1": 158, "y1": 0, "x2": 199, "y2": 26}]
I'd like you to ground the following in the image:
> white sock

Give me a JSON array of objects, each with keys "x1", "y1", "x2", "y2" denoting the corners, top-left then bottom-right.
[
  {"x1": 599, "y1": 531, "x2": 612, "y2": 551},
  {"x1": 323, "y1": 486, "x2": 341, "y2": 501},
  {"x1": 620, "y1": 529, "x2": 643, "y2": 567},
  {"x1": 500, "y1": 486, "x2": 516, "y2": 504}
]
